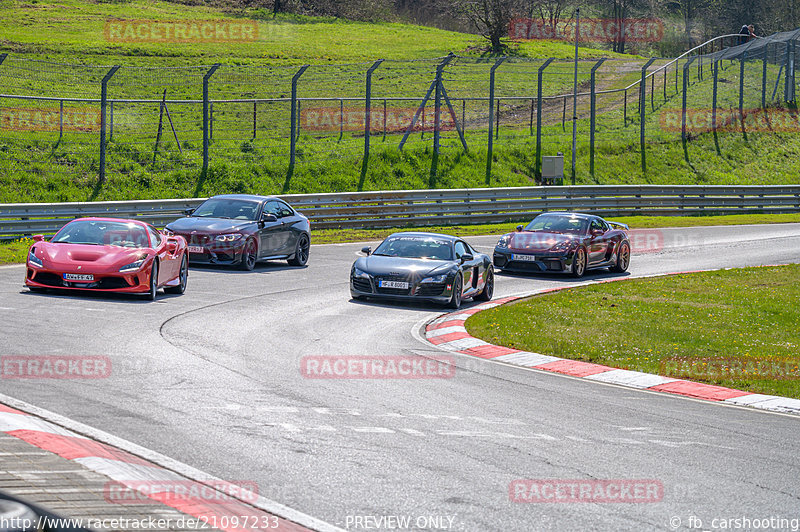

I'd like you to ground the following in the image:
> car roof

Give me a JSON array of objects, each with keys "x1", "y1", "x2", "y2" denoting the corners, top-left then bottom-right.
[
  {"x1": 387, "y1": 232, "x2": 459, "y2": 242},
  {"x1": 536, "y1": 211, "x2": 598, "y2": 221},
  {"x1": 68, "y1": 217, "x2": 150, "y2": 227},
  {"x1": 207, "y1": 194, "x2": 277, "y2": 202}
]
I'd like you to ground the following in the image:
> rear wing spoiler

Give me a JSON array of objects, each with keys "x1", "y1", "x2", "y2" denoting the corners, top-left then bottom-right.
[{"x1": 607, "y1": 220, "x2": 630, "y2": 231}]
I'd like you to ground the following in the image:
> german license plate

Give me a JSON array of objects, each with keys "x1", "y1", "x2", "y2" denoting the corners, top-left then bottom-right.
[
  {"x1": 63, "y1": 273, "x2": 94, "y2": 282},
  {"x1": 379, "y1": 280, "x2": 409, "y2": 289},
  {"x1": 188, "y1": 246, "x2": 204, "y2": 254},
  {"x1": 511, "y1": 254, "x2": 537, "y2": 262}
]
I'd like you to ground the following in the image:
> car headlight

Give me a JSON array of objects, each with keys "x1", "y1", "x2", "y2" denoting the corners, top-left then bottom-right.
[
  {"x1": 215, "y1": 234, "x2": 243, "y2": 242},
  {"x1": 496, "y1": 235, "x2": 510, "y2": 249},
  {"x1": 119, "y1": 258, "x2": 147, "y2": 272},
  {"x1": 352, "y1": 267, "x2": 369, "y2": 278},
  {"x1": 421, "y1": 274, "x2": 448, "y2": 283},
  {"x1": 550, "y1": 240, "x2": 575, "y2": 253},
  {"x1": 28, "y1": 249, "x2": 43, "y2": 268}
]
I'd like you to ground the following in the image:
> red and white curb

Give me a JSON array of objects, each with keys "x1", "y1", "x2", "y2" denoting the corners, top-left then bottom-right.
[
  {"x1": 424, "y1": 270, "x2": 800, "y2": 417},
  {"x1": 0, "y1": 393, "x2": 342, "y2": 532}
]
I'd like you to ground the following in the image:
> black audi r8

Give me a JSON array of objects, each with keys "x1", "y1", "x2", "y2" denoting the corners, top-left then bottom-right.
[
  {"x1": 165, "y1": 194, "x2": 310, "y2": 271},
  {"x1": 493, "y1": 212, "x2": 631, "y2": 277},
  {"x1": 350, "y1": 232, "x2": 494, "y2": 308}
]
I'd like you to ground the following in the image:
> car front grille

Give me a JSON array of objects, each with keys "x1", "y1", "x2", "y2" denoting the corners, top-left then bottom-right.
[
  {"x1": 352, "y1": 277, "x2": 372, "y2": 293},
  {"x1": 416, "y1": 283, "x2": 446, "y2": 297},
  {"x1": 33, "y1": 272, "x2": 64, "y2": 287}
]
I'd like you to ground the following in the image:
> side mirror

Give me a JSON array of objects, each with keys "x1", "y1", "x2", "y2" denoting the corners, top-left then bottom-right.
[
  {"x1": 166, "y1": 240, "x2": 178, "y2": 253},
  {"x1": 591, "y1": 228, "x2": 604, "y2": 236},
  {"x1": 184, "y1": 208, "x2": 195, "y2": 216},
  {"x1": 460, "y1": 252, "x2": 474, "y2": 263},
  {"x1": 32, "y1": 235, "x2": 44, "y2": 242},
  {"x1": 516, "y1": 225, "x2": 524, "y2": 232},
  {"x1": 361, "y1": 246, "x2": 371, "y2": 256},
  {"x1": 261, "y1": 213, "x2": 278, "y2": 223}
]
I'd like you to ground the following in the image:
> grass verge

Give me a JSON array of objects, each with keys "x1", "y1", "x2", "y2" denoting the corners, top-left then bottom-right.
[{"x1": 466, "y1": 265, "x2": 800, "y2": 399}]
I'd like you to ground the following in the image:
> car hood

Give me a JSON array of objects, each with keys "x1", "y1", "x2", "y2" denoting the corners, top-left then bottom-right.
[
  {"x1": 166, "y1": 217, "x2": 256, "y2": 234},
  {"x1": 34, "y1": 243, "x2": 148, "y2": 271},
  {"x1": 504, "y1": 231, "x2": 581, "y2": 252},
  {"x1": 354, "y1": 256, "x2": 453, "y2": 277}
]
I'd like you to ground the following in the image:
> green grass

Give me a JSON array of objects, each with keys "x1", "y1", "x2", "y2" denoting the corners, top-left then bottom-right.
[
  {"x1": 466, "y1": 265, "x2": 800, "y2": 399},
  {"x1": 3, "y1": 212, "x2": 799, "y2": 265},
  {"x1": 0, "y1": 0, "x2": 626, "y2": 65}
]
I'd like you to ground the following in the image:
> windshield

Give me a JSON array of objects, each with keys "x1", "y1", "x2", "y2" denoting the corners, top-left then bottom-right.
[
  {"x1": 524, "y1": 214, "x2": 589, "y2": 235},
  {"x1": 52, "y1": 220, "x2": 151, "y2": 248},
  {"x1": 372, "y1": 236, "x2": 453, "y2": 260},
  {"x1": 192, "y1": 198, "x2": 260, "y2": 220}
]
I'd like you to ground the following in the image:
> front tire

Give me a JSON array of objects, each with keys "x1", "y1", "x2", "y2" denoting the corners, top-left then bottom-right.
[
  {"x1": 475, "y1": 267, "x2": 494, "y2": 301},
  {"x1": 288, "y1": 233, "x2": 310, "y2": 266},
  {"x1": 570, "y1": 247, "x2": 587, "y2": 278},
  {"x1": 146, "y1": 261, "x2": 159, "y2": 301},
  {"x1": 447, "y1": 274, "x2": 463, "y2": 309},
  {"x1": 240, "y1": 238, "x2": 257, "y2": 271},
  {"x1": 610, "y1": 241, "x2": 630, "y2": 273},
  {"x1": 165, "y1": 255, "x2": 188, "y2": 295}
]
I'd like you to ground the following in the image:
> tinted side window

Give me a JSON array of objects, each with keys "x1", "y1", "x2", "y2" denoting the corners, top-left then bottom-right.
[
  {"x1": 147, "y1": 226, "x2": 162, "y2": 247},
  {"x1": 262, "y1": 201, "x2": 282, "y2": 218},
  {"x1": 276, "y1": 201, "x2": 294, "y2": 218},
  {"x1": 454, "y1": 241, "x2": 467, "y2": 259}
]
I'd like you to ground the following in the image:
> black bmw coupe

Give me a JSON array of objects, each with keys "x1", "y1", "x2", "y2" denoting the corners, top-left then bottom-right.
[
  {"x1": 350, "y1": 232, "x2": 494, "y2": 308},
  {"x1": 165, "y1": 194, "x2": 310, "y2": 271}
]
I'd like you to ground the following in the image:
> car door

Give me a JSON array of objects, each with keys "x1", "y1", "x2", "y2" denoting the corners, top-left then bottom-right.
[
  {"x1": 454, "y1": 240, "x2": 480, "y2": 297},
  {"x1": 148, "y1": 225, "x2": 177, "y2": 283},
  {"x1": 273, "y1": 200, "x2": 298, "y2": 256},
  {"x1": 258, "y1": 200, "x2": 288, "y2": 258},
  {"x1": 587, "y1": 219, "x2": 611, "y2": 265}
]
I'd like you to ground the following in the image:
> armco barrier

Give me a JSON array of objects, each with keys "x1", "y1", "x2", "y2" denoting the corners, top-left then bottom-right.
[{"x1": 1, "y1": 185, "x2": 799, "y2": 238}]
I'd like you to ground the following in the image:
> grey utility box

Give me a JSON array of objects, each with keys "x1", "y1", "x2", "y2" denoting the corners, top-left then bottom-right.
[{"x1": 541, "y1": 155, "x2": 564, "y2": 185}]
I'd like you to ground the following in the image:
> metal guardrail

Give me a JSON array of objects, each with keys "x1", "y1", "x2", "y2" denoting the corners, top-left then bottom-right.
[{"x1": 1, "y1": 185, "x2": 799, "y2": 238}]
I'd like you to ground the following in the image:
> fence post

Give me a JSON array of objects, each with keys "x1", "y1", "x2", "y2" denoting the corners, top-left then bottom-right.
[
  {"x1": 0, "y1": 54, "x2": 6, "y2": 128},
  {"x1": 682, "y1": 56, "x2": 696, "y2": 162},
  {"x1": 639, "y1": 58, "x2": 657, "y2": 175},
  {"x1": 286, "y1": 65, "x2": 309, "y2": 190},
  {"x1": 739, "y1": 51, "x2": 747, "y2": 140},
  {"x1": 785, "y1": 41, "x2": 792, "y2": 102},
  {"x1": 589, "y1": 58, "x2": 605, "y2": 180},
  {"x1": 360, "y1": 59, "x2": 383, "y2": 191},
  {"x1": 712, "y1": 58, "x2": 720, "y2": 155},
  {"x1": 535, "y1": 58, "x2": 554, "y2": 180},
  {"x1": 109, "y1": 101, "x2": 114, "y2": 142},
  {"x1": 762, "y1": 44, "x2": 768, "y2": 108},
  {"x1": 486, "y1": 56, "x2": 505, "y2": 185},
  {"x1": 252, "y1": 101, "x2": 257, "y2": 139},
  {"x1": 202, "y1": 64, "x2": 220, "y2": 175},
  {"x1": 59, "y1": 99, "x2": 64, "y2": 141},
  {"x1": 99, "y1": 65, "x2": 120, "y2": 183}
]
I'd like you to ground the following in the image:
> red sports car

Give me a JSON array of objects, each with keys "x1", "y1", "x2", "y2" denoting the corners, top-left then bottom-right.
[{"x1": 25, "y1": 217, "x2": 188, "y2": 300}]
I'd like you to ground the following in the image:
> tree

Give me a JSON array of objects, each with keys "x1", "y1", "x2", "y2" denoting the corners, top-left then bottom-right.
[{"x1": 456, "y1": 0, "x2": 524, "y2": 53}]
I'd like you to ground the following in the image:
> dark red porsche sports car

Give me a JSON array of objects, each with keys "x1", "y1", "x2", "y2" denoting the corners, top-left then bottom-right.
[
  {"x1": 492, "y1": 212, "x2": 631, "y2": 277},
  {"x1": 25, "y1": 217, "x2": 188, "y2": 300}
]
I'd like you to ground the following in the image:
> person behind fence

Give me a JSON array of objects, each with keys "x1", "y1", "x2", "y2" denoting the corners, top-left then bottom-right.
[{"x1": 739, "y1": 24, "x2": 756, "y2": 44}]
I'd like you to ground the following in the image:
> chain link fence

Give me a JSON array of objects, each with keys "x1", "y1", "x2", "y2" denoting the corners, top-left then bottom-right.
[{"x1": 0, "y1": 29, "x2": 798, "y2": 198}]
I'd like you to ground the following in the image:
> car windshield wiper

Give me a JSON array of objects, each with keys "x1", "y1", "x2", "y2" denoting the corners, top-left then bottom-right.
[
  {"x1": 371, "y1": 253, "x2": 393, "y2": 256},
  {"x1": 58, "y1": 241, "x2": 102, "y2": 245}
]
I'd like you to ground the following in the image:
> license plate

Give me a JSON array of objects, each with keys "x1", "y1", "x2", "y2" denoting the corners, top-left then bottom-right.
[
  {"x1": 63, "y1": 273, "x2": 94, "y2": 282},
  {"x1": 511, "y1": 254, "x2": 537, "y2": 262},
  {"x1": 379, "y1": 280, "x2": 409, "y2": 289},
  {"x1": 188, "y1": 246, "x2": 204, "y2": 254}
]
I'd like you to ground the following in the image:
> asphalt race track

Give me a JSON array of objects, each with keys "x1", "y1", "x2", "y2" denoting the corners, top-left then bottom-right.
[{"x1": 1, "y1": 224, "x2": 799, "y2": 531}]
